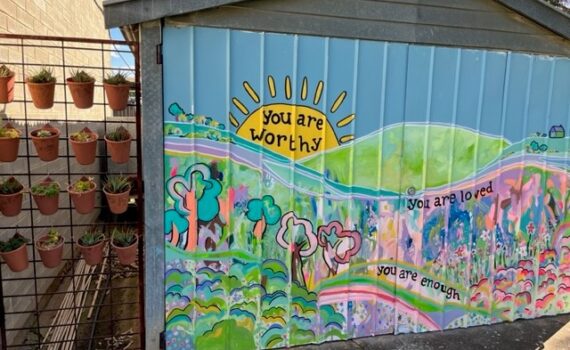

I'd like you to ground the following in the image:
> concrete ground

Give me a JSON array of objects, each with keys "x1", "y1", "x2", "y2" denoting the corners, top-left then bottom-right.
[{"x1": 295, "y1": 314, "x2": 570, "y2": 350}]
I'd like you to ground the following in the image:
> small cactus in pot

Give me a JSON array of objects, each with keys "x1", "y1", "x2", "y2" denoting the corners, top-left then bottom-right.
[
  {"x1": 68, "y1": 176, "x2": 97, "y2": 214},
  {"x1": 0, "y1": 65, "x2": 16, "y2": 104},
  {"x1": 69, "y1": 127, "x2": 98, "y2": 165},
  {"x1": 103, "y1": 175, "x2": 131, "y2": 215},
  {"x1": 103, "y1": 72, "x2": 131, "y2": 111},
  {"x1": 26, "y1": 67, "x2": 56, "y2": 109},
  {"x1": 35, "y1": 228, "x2": 64, "y2": 268},
  {"x1": 67, "y1": 70, "x2": 95, "y2": 109},
  {"x1": 0, "y1": 177, "x2": 24, "y2": 217},
  {"x1": 77, "y1": 228, "x2": 105, "y2": 265},
  {"x1": 104, "y1": 126, "x2": 131, "y2": 164},
  {"x1": 111, "y1": 226, "x2": 138, "y2": 265},
  {"x1": 30, "y1": 178, "x2": 60, "y2": 215},
  {"x1": 0, "y1": 232, "x2": 29, "y2": 272},
  {"x1": 0, "y1": 122, "x2": 21, "y2": 162}
]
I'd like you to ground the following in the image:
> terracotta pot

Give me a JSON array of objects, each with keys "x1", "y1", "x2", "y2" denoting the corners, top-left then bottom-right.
[
  {"x1": 32, "y1": 193, "x2": 59, "y2": 215},
  {"x1": 68, "y1": 182, "x2": 96, "y2": 214},
  {"x1": 0, "y1": 243, "x2": 29, "y2": 272},
  {"x1": 27, "y1": 81, "x2": 55, "y2": 109},
  {"x1": 0, "y1": 135, "x2": 20, "y2": 162},
  {"x1": 103, "y1": 187, "x2": 130, "y2": 214},
  {"x1": 103, "y1": 83, "x2": 130, "y2": 111},
  {"x1": 0, "y1": 73, "x2": 15, "y2": 104},
  {"x1": 78, "y1": 240, "x2": 105, "y2": 265},
  {"x1": 105, "y1": 137, "x2": 131, "y2": 164},
  {"x1": 69, "y1": 131, "x2": 98, "y2": 165},
  {"x1": 30, "y1": 127, "x2": 60, "y2": 161},
  {"x1": 111, "y1": 236, "x2": 138, "y2": 265},
  {"x1": 35, "y1": 235, "x2": 64, "y2": 268},
  {"x1": 67, "y1": 79, "x2": 94, "y2": 109},
  {"x1": 0, "y1": 190, "x2": 23, "y2": 217}
]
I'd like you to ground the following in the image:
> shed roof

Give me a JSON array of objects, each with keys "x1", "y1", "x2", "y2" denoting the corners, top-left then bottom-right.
[{"x1": 103, "y1": 0, "x2": 570, "y2": 38}]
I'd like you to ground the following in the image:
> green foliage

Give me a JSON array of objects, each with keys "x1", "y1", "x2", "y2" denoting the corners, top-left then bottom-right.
[
  {"x1": 0, "y1": 233, "x2": 29, "y2": 253},
  {"x1": 79, "y1": 229, "x2": 105, "y2": 247},
  {"x1": 30, "y1": 181, "x2": 60, "y2": 197},
  {"x1": 104, "y1": 175, "x2": 130, "y2": 194},
  {"x1": 39, "y1": 228, "x2": 62, "y2": 249},
  {"x1": 106, "y1": 126, "x2": 131, "y2": 141},
  {"x1": 28, "y1": 67, "x2": 56, "y2": 83},
  {"x1": 0, "y1": 177, "x2": 24, "y2": 195},
  {"x1": 195, "y1": 319, "x2": 255, "y2": 350},
  {"x1": 104, "y1": 72, "x2": 129, "y2": 85},
  {"x1": 70, "y1": 129, "x2": 95, "y2": 142},
  {"x1": 0, "y1": 125, "x2": 20, "y2": 138},
  {"x1": 0, "y1": 65, "x2": 13, "y2": 78},
  {"x1": 246, "y1": 195, "x2": 282, "y2": 225},
  {"x1": 70, "y1": 177, "x2": 94, "y2": 192},
  {"x1": 111, "y1": 226, "x2": 137, "y2": 247},
  {"x1": 68, "y1": 69, "x2": 95, "y2": 83},
  {"x1": 34, "y1": 129, "x2": 55, "y2": 138}
]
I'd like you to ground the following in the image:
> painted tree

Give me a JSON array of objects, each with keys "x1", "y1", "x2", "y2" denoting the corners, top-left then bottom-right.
[
  {"x1": 317, "y1": 221, "x2": 362, "y2": 276},
  {"x1": 275, "y1": 212, "x2": 318, "y2": 287},
  {"x1": 246, "y1": 195, "x2": 282, "y2": 240}
]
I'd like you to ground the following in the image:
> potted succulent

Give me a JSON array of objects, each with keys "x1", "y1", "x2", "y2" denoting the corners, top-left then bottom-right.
[
  {"x1": 103, "y1": 72, "x2": 130, "y2": 111},
  {"x1": 0, "y1": 233, "x2": 29, "y2": 272},
  {"x1": 104, "y1": 126, "x2": 131, "y2": 164},
  {"x1": 67, "y1": 70, "x2": 95, "y2": 109},
  {"x1": 26, "y1": 67, "x2": 56, "y2": 109},
  {"x1": 77, "y1": 228, "x2": 105, "y2": 265},
  {"x1": 0, "y1": 177, "x2": 24, "y2": 217},
  {"x1": 30, "y1": 124, "x2": 60, "y2": 161},
  {"x1": 69, "y1": 127, "x2": 98, "y2": 165},
  {"x1": 68, "y1": 176, "x2": 97, "y2": 214},
  {"x1": 0, "y1": 65, "x2": 15, "y2": 104},
  {"x1": 30, "y1": 178, "x2": 60, "y2": 215},
  {"x1": 111, "y1": 227, "x2": 138, "y2": 265},
  {"x1": 35, "y1": 228, "x2": 64, "y2": 268},
  {"x1": 0, "y1": 123, "x2": 21, "y2": 162},
  {"x1": 103, "y1": 175, "x2": 131, "y2": 214}
]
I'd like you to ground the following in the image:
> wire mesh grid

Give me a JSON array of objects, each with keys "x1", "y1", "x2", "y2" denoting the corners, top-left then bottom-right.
[{"x1": 0, "y1": 33, "x2": 144, "y2": 349}]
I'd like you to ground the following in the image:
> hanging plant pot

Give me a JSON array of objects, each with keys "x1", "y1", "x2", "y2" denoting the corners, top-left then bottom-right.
[
  {"x1": 0, "y1": 177, "x2": 24, "y2": 217},
  {"x1": 68, "y1": 177, "x2": 97, "y2": 214},
  {"x1": 35, "y1": 230, "x2": 64, "y2": 268},
  {"x1": 0, "y1": 65, "x2": 15, "y2": 104},
  {"x1": 103, "y1": 175, "x2": 131, "y2": 215},
  {"x1": 30, "y1": 124, "x2": 60, "y2": 162},
  {"x1": 69, "y1": 127, "x2": 98, "y2": 165},
  {"x1": 111, "y1": 227, "x2": 138, "y2": 265},
  {"x1": 77, "y1": 229, "x2": 105, "y2": 265},
  {"x1": 26, "y1": 67, "x2": 56, "y2": 109},
  {"x1": 0, "y1": 233, "x2": 29, "y2": 273},
  {"x1": 0, "y1": 123, "x2": 21, "y2": 162},
  {"x1": 103, "y1": 84, "x2": 130, "y2": 111},
  {"x1": 105, "y1": 126, "x2": 131, "y2": 164},
  {"x1": 66, "y1": 70, "x2": 95, "y2": 109},
  {"x1": 30, "y1": 178, "x2": 60, "y2": 216}
]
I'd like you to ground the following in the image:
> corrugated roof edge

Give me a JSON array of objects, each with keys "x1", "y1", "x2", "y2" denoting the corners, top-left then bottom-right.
[
  {"x1": 103, "y1": 0, "x2": 244, "y2": 28},
  {"x1": 495, "y1": 0, "x2": 570, "y2": 39},
  {"x1": 104, "y1": 0, "x2": 570, "y2": 42}
]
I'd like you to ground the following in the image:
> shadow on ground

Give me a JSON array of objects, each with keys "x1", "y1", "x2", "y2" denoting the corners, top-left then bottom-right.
[{"x1": 294, "y1": 314, "x2": 570, "y2": 350}]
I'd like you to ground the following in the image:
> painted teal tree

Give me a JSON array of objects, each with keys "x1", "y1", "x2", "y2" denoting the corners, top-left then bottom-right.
[{"x1": 246, "y1": 195, "x2": 282, "y2": 240}]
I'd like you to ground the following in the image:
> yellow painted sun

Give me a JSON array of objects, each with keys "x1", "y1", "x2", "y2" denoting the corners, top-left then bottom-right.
[{"x1": 230, "y1": 76, "x2": 355, "y2": 160}]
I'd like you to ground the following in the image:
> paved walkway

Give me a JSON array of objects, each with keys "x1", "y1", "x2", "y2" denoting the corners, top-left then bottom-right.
[{"x1": 295, "y1": 314, "x2": 570, "y2": 350}]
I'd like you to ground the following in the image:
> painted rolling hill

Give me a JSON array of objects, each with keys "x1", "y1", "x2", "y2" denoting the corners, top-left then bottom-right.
[{"x1": 300, "y1": 124, "x2": 510, "y2": 193}]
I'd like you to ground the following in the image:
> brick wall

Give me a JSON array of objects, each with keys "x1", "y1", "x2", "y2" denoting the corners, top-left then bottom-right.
[{"x1": 0, "y1": 0, "x2": 121, "y2": 339}]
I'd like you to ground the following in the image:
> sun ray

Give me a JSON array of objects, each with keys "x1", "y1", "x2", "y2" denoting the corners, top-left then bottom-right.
[
  {"x1": 301, "y1": 77, "x2": 308, "y2": 101},
  {"x1": 313, "y1": 80, "x2": 324, "y2": 105},
  {"x1": 339, "y1": 134, "x2": 354, "y2": 143},
  {"x1": 268, "y1": 76, "x2": 276, "y2": 98},
  {"x1": 229, "y1": 112, "x2": 239, "y2": 128},
  {"x1": 336, "y1": 114, "x2": 355, "y2": 128},
  {"x1": 285, "y1": 76, "x2": 292, "y2": 100},
  {"x1": 243, "y1": 82, "x2": 260, "y2": 103},
  {"x1": 232, "y1": 97, "x2": 249, "y2": 115},
  {"x1": 330, "y1": 91, "x2": 347, "y2": 113}
]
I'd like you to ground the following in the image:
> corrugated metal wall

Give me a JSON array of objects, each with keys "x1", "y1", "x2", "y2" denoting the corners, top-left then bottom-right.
[{"x1": 161, "y1": 26, "x2": 570, "y2": 349}]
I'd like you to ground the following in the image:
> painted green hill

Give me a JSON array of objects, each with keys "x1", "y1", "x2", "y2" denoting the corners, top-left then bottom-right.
[{"x1": 300, "y1": 124, "x2": 509, "y2": 192}]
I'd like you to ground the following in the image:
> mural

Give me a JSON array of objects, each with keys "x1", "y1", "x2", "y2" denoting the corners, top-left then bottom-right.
[{"x1": 162, "y1": 26, "x2": 570, "y2": 349}]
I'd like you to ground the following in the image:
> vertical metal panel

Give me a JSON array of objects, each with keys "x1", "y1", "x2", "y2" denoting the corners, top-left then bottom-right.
[{"x1": 161, "y1": 26, "x2": 570, "y2": 349}]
